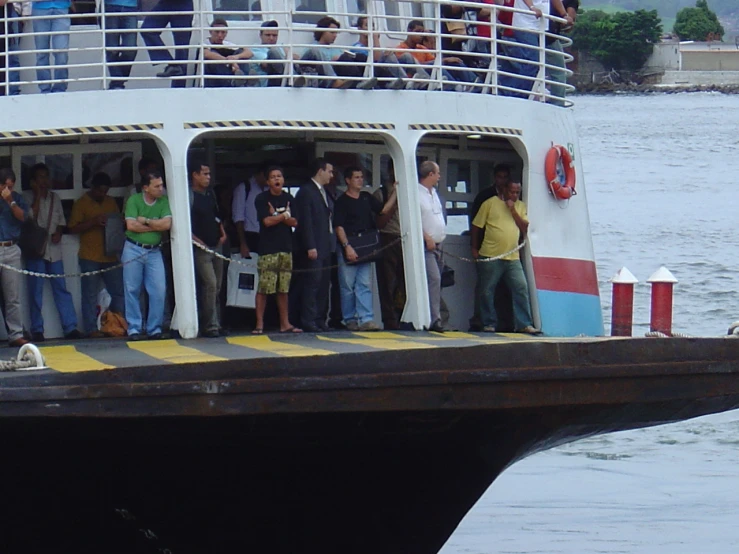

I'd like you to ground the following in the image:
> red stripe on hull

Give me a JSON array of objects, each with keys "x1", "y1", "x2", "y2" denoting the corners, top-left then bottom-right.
[{"x1": 532, "y1": 257, "x2": 600, "y2": 296}]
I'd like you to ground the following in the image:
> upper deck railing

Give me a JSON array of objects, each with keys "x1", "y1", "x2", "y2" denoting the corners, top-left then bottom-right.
[{"x1": 1, "y1": 0, "x2": 575, "y2": 106}]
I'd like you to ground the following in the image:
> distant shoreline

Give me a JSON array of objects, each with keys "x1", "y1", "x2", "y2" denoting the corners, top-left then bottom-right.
[{"x1": 574, "y1": 83, "x2": 739, "y2": 95}]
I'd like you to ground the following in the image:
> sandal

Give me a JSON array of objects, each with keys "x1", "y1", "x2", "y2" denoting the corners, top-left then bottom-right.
[
  {"x1": 252, "y1": 328, "x2": 264, "y2": 335},
  {"x1": 280, "y1": 327, "x2": 303, "y2": 334}
]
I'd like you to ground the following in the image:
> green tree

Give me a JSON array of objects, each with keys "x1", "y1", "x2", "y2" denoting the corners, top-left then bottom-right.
[
  {"x1": 673, "y1": 0, "x2": 725, "y2": 41},
  {"x1": 572, "y1": 10, "x2": 663, "y2": 71}
]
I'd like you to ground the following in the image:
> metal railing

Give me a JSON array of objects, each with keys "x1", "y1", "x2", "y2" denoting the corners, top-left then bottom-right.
[{"x1": 1, "y1": 0, "x2": 575, "y2": 105}]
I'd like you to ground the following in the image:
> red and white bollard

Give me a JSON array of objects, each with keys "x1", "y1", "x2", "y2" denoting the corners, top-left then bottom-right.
[
  {"x1": 610, "y1": 267, "x2": 638, "y2": 336},
  {"x1": 647, "y1": 267, "x2": 678, "y2": 336}
]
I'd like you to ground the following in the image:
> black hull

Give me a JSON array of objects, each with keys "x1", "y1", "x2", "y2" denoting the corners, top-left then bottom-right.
[{"x1": 2, "y1": 336, "x2": 739, "y2": 553}]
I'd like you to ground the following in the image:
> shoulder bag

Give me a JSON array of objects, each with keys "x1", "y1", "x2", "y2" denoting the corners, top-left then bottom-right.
[{"x1": 19, "y1": 194, "x2": 55, "y2": 259}]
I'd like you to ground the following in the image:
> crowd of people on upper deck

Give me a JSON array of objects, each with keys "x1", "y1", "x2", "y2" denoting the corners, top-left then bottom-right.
[
  {"x1": 0, "y1": 0, "x2": 578, "y2": 102},
  {"x1": 0, "y1": 154, "x2": 540, "y2": 346}
]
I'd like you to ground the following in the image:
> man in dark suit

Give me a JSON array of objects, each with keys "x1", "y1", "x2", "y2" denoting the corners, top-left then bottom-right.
[{"x1": 293, "y1": 158, "x2": 335, "y2": 332}]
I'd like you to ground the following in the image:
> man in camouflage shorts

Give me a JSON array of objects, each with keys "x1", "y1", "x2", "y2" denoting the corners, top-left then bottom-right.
[{"x1": 253, "y1": 167, "x2": 302, "y2": 334}]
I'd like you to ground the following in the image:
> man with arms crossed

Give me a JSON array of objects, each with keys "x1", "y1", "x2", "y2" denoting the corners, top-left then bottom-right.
[
  {"x1": 471, "y1": 182, "x2": 539, "y2": 334},
  {"x1": 123, "y1": 171, "x2": 172, "y2": 340},
  {"x1": 418, "y1": 161, "x2": 446, "y2": 333},
  {"x1": 253, "y1": 167, "x2": 301, "y2": 334}
]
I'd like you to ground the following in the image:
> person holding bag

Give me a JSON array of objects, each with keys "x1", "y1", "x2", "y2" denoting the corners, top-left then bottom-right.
[
  {"x1": 23, "y1": 163, "x2": 82, "y2": 341},
  {"x1": 333, "y1": 166, "x2": 395, "y2": 332}
]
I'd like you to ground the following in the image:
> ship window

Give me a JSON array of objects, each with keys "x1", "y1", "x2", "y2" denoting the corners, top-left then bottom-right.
[
  {"x1": 383, "y1": 1, "x2": 401, "y2": 32},
  {"x1": 346, "y1": 0, "x2": 367, "y2": 15},
  {"x1": 294, "y1": 0, "x2": 328, "y2": 24},
  {"x1": 214, "y1": 0, "x2": 263, "y2": 21},
  {"x1": 82, "y1": 152, "x2": 135, "y2": 190}
]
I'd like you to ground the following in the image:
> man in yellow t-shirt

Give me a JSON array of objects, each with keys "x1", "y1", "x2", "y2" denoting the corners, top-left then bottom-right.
[
  {"x1": 470, "y1": 182, "x2": 538, "y2": 334},
  {"x1": 69, "y1": 172, "x2": 124, "y2": 337}
]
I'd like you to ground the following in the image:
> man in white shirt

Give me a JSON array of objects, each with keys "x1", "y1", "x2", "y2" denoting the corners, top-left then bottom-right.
[
  {"x1": 232, "y1": 165, "x2": 268, "y2": 258},
  {"x1": 499, "y1": 0, "x2": 549, "y2": 98},
  {"x1": 203, "y1": 18, "x2": 253, "y2": 87},
  {"x1": 24, "y1": 163, "x2": 82, "y2": 341},
  {"x1": 418, "y1": 161, "x2": 446, "y2": 333}
]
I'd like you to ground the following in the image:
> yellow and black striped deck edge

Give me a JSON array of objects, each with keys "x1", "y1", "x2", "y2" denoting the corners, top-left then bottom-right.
[{"x1": 12, "y1": 331, "x2": 570, "y2": 374}]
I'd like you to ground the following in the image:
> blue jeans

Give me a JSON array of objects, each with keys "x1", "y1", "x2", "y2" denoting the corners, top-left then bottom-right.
[
  {"x1": 26, "y1": 258, "x2": 78, "y2": 335},
  {"x1": 79, "y1": 259, "x2": 125, "y2": 334},
  {"x1": 32, "y1": 7, "x2": 71, "y2": 93},
  {"x1": 104, "y1": 5, "x2": 138, "y2": 88},
  {"x1": 6, "y1": 8, "x2": 22, "y2": 95},
  {"x1": 122, "y1": 241, "x2": 166, "y2": 336},
  {"x1": 141, "y1": 0, "x2": 193, "y2": 88},
  {"x1": 338, "y1": 255, "x2": 374, "y2": 325},
  {"x1": 477, "y1": 258, "x2": 533, "y2": 330},
  {"x1": 499, "y1": 29, "x2": 540, "y2": 98}
]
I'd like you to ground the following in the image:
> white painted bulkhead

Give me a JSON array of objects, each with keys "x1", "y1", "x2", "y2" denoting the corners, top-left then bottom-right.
[{"x1": 0, "y1": 86, "x2": 595, "y2": 338}]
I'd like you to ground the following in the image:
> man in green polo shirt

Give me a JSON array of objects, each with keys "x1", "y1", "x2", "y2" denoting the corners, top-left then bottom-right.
[{"x1": 122, "y1": 171, "x2": 172, "y2": 340}]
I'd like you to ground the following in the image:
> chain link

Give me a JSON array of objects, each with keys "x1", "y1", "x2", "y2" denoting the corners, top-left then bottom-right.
[
  {"x1": 0, "y1": 234, "x2": 523, "y2": 280},
  {"x1": 440, "y1": 240, "x2": 526, "y2": 263},
  {"x1": 0, "y1": 241, "x2": 168, "y2": 279},
  {"x1": 193, "y1": 234, "x2": 407, "y2": 273}
]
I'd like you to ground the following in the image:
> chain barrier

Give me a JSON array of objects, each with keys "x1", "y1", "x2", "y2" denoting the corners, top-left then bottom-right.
[
  {"x1": 440, "y1": 240, "x2": 526, "y2": 264},
  {"x1": 193, "y1": 234, "x2": 407, "y2": 273},
  {"x1": 0, "y1": 241, "x2": 169, "y2": 280}
]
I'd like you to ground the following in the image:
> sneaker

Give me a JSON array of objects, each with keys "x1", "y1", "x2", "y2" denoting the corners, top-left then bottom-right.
[
  {"x1": 294, "y1": 75, "x2": 307, "y2": 88},
  {"x1": 428, "y1": 321, "x2": 445, "y2": 333},
  {"x1": 357, "y1": 77, "x2": 378, "y2": 90},
  {"x1": 128, "y1": 333, "x2": 145, "y2": 341},
  {"x1": 156, "y1": 65, "x2": 183, "y2": 78},
  {"x1": 9, "y1": 338, "x2": 29, "y2": 347},
  {"x1": 345, "y1": 321, "x2": 360, "y2": 332},
  {"x1": 387, "y1": 77, "x2": 405, "y2": 90},
  {"x1": 518, "y1": 326, "x2": 541, "y2": 335},
  {"x1": 482, "y1": 326, "x2": 496, "y2": 333},
  {"x1": 64, "y1": 329, "x2": 83, "y2": 340},
  {"x1": 31, "y1": 332, "x2": 46, "y2": 343},
  {"x1": 359, "y1": 321, "x2": 381, "y2": 331}
]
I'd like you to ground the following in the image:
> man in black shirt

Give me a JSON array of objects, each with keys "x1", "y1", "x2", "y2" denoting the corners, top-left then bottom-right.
[
  {"x1": 253, "y1": 167, "x2": 300, "y2": 334},
  {"x1": 333, "y1": 166, "x2": 394, "y2": 332},
  {"x1": 190, "y1": 161, "x2": 227, "y2": 337}
]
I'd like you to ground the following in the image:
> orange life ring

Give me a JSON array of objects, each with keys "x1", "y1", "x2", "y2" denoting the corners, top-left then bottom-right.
[{"x1": 545, "y1": 145, "x2": 576, "y2": 200}]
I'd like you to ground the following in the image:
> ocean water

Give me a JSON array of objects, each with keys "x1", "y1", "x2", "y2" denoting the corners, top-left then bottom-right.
[{"x1": 441, "y1": 94, "x2": 739, "y2": 554}]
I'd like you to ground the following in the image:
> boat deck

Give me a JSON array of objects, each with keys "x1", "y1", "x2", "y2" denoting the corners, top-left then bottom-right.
[{"x1": 7, "y1": 330, "x2": 588, "y2": 374}]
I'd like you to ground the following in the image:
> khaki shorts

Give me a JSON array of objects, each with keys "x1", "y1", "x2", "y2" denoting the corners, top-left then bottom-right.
[{"x1": 257, "y1": 252, "x2": 293, "y2": 295}]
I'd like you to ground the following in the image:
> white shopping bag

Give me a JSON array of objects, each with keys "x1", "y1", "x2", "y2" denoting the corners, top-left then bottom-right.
[{"x1": 226, "y1": 253, "x2": 259, "y2": 309}]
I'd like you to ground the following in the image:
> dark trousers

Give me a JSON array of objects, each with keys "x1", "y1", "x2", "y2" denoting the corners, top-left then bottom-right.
[
  {"x1": 141, "y1": 0, "x2": 193, "y2": 88},
  {"x1": 328, "y1": 252, "x2": 342, "y2": 325},
  {"x1": 291, "y1": 254, "x2": 330, "y2": 329},
  {"x1": 375, "y1": 233, "x2": 405, "y2": 328}
]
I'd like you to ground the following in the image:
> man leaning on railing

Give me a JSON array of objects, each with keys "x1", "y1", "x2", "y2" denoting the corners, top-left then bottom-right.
[
  {"x1": 499, "y1": 0, "x2": 547, "y2": 98},
  {"x1": 546, "y1": 0, "x2": 576, "y2": 106},
  {"x1": 103, "y1": 0, "x2": 138, "y2": 89},
  {"x1": 32, "y1": 0, "x2": 73, "y2": 93},
  {"x1": 141, "y1": 0, "x2": 193, "y2": 87},
  {"x1": 1, "y1": 0, "x2": 25, "y2": 96}
]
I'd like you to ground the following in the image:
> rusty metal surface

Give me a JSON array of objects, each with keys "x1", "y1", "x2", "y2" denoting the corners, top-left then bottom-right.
[{"x1": 1, "y1": 336, "x2": 739, "y2": 419}]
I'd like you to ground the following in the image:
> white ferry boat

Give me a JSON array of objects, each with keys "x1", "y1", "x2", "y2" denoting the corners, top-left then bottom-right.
[{"x1": 2, "y1": 2, "x2": 739, "y2": 554}]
